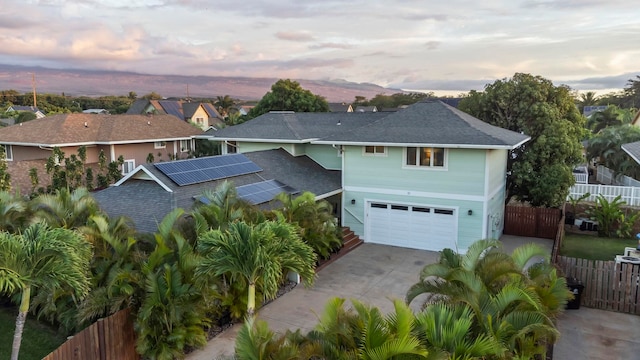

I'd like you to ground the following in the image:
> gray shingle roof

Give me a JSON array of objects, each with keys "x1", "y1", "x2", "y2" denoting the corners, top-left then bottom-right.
[
  {"x1": 622, "y1": 141, "x2": 640, "y2": 165},
  {"x1": 319, "y1": 100, "x2": 529, "y2": 148},
  {"x1": 204, "y1": 100, "x2": 529, "y2": 149},
  {"x1": 204, "y1": 112, "x2": 388, "y2": 141},
  {"x1": 92, "y1": 149, "x2": 341, "y2": 233}
]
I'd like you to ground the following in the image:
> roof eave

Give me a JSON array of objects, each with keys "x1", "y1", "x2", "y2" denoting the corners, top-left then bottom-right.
[
  {"x1": 198, "y1": 137, "x2": 313, "y2": 144},
  {"x1": 114, "y1": 166, "x2": 174, "y2": 193},
  {"x1": 311, "y1": 139, "x2": 530, "y2": 150}
]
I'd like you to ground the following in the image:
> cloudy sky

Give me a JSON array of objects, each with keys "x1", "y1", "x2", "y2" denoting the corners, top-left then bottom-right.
[{"x1": 1, "y1": 0, "x2": 639, "y2": 95}]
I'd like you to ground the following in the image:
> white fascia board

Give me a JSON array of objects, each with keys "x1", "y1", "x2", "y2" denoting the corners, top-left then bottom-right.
[
  {"x1": 114, "y1": 166, "x2": 173, "y2": 192},
  {"x1": 202, "y1": 137, "x2": 315, "y2": 144},
  {"x1": 314, "y1": 188, "x2": 343, "y2": 201},
  {"x1": 311, "y1": 140, "x2": 524, "y2": 150}
]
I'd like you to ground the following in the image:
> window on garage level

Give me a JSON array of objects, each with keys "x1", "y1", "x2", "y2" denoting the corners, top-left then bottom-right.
[
  {"x1": 363, "y1": 145, "x2": 386, "y2": 156},
  {"x1": 405, "y1": 147, "x2": 445, "y2": 168}
]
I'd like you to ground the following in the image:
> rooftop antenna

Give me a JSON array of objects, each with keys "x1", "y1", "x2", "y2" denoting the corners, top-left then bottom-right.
[
  {"x1": 31, "y1": 72, "x2": 37, "y2": 108},
  {"x1": 186, "y1": 84, "x2": 190, "y2": 102}
]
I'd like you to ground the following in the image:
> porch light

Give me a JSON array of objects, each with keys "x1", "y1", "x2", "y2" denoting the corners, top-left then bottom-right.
[
  {"x1": 351, "y1": 199, "x2": 356, "y2": 205},
  {"x1": 468, "y1": 210, "x2": 473, "y2": 216}
]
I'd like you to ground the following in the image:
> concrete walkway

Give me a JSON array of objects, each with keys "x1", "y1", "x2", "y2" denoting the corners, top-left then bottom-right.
[{"x1": 190, "y1": 235, "x2": 640, "y2": 360}]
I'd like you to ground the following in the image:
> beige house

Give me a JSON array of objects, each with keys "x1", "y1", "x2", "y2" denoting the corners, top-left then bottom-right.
[
  {"x1": 126, "y1": 99, "x2": 224, "y2": 130},
  {"x1": 0, "y1": 113, "x2": 203, "y2": 193}
]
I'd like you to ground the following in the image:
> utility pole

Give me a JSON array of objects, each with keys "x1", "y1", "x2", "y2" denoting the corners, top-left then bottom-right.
[
  {"x1": 31, "y1": 73, "x2": 37, "y2": 108},
  {"x1": 186, "y1": 83, "x2": 190, "y2": 102}
]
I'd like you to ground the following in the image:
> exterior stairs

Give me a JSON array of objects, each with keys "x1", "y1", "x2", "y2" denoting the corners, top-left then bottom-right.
[{"x1": 316, "y1": 227, "x2": 364, "y2": 272}]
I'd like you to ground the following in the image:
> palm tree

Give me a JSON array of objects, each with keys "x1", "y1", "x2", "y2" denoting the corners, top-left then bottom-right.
[
  {"x1": 406, "y1": 239, "x2": 568, "y2": 359},
  {"x1": 577, "y1": 91, "x2": 599, "y2": 113},
  {"x1": 273, "y1": 192, "x2": 342, "y2": 259},
  {"x1": 31, "y1": 187, "x2": 101, "y2": 229},
  {"x1": 588, "y1": 125, "x2": 640, "y2": 178},
  {"x1": 191, "y1": 181, "x2": 257, "y2": 234},
  {"x1": 215, "y1": 95, "x2": 235, "y2": 118},
  {"x1": 77, "y1": 215, "x2": 143, "y2": 323},
  {"x1": 197, "y1": 218, "x2": 317, "y2": 317},
  {"x1": 135, "y1": 209, "x2": 214, "y2": 360},
  {"x1": 587, "y1": 105, "x2": 626, "y2": 133},
  {"x1": 0, "y1": 191, "x2": 28, "y2": 233},
  {"x1": 0, "y1": 223, "x2": 92, "y2": 360}
]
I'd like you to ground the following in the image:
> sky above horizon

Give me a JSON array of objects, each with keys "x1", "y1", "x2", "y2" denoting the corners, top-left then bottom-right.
[{"x1": 1, "y1": 0, "x2": 639, "y2": 95}]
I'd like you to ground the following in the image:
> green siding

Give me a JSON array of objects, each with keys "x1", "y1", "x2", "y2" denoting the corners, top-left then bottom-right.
[
  {"x1": 305, "y1": 144, "x2": 341, "y2": 170},
  {"x1": 486, "y1": 149, "x2": 508, "y2": 195},
  {"x1": 238, "y1": 142, "x2": 282, "y2": 153},
  {"x1": 343, "y1": 146, "x2": 486, "y2": 196}
]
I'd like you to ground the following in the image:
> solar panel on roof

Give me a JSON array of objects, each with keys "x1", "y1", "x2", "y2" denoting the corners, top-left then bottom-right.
[
  {"x1": 154, "y1": 153, "x2": 262, "y2": 186},
  {"x1": 235, "y1": 179, "x2": 299, "y2": 205},
  {"x1": 159, "y1": 100, "x2": 184, "y2": 120}
]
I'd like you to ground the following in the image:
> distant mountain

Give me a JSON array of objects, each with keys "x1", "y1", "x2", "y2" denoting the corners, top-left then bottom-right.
[{"x1": 0, "y1": 64, "x2": 404, "y2": 102}]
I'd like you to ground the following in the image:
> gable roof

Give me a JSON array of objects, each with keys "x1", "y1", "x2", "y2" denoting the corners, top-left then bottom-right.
[
  {"x1": 203, "y1": 111, "x2": 388, "y2": 142},
  {"x1": 317, "y1": 100, "x2": 530, "y2": 149},
  {"x1": 622, "y1": 141, "x2": 640, "y2": 165},
  {"x1": 8, "y1": 105, "x2": 42, "y2": 113},
  {"x1": 205, "y1": 100, "x2": 530, "y2": 149},
  {"x1": 125, "y1": 99, "x2": 151, "y2": 114},
  {"x1": 201, "y1": 103, "x2": 222, "y2": 119},
  {"x1": 93, "y1": 149, "x2": 341, "y2": 233},
  {"x1": 181, "y1": 102, "x2": 201, "y2": 120},
  {"x1": 328, "y1": 103, "x2": 353, "y2": 112},
  {"x1": 0, "y1": 113, "x2": 203, "y2": 147}
]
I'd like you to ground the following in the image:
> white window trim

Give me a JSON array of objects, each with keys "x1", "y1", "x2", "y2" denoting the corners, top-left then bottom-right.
[
  {"x1": 362, "y1": 145, "x2": 387, "y2": 157},
  {"x1": 122, "y1": 159, "x2": 135, "y2": 175},
  {"x1": 402, "y1": 147, "x2": 448, "y2": 171},
  {"x1": 180, "y1": 140, "x2": 191, "y2": 153},
  {"x1": 1, "y1": 144, "x2": 13, "y2": 161},
  {"x1": 154, "y1": 141, "x2": 166, "y2": 149}
]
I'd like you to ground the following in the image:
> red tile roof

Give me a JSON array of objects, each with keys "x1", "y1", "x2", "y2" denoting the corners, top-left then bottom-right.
[{"x1": 0, "y1": 113, "x2": 203, "y2": 146}]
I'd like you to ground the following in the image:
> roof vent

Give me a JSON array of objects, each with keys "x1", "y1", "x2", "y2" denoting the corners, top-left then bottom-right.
[
  {"x1": 147, "y1": 121, "x2": 151, "y2": 126},
  {"x1": 84, "y1": 122, "x2": 88, "y2": 128}
]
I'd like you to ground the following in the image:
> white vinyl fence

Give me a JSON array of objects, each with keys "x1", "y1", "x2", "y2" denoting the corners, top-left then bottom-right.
[{"x1": 568, "y1": 165, "x2": 640, "y2": 207}]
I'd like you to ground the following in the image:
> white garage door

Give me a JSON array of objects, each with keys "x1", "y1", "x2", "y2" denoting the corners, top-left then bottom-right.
[{"x1": 367, "y1": 202, "x2": 457, "y2": 251}]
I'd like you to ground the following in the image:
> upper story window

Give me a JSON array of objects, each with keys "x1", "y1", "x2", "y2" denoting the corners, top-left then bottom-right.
[
  {"x1": 0, "y1": 144, "x2": 12, "y2": 161},
  {"x1": 405, "y1": 147, "x2": 446, "y2": 168},
  {"x1": 154, "y1": 141, "x2": 166, "y2": 149},
  {"x1": 363, "y1": 145, "x2": 386, "y2": 156},
  {"x1": 194, "y1": 117, "x2": 205, "y2": 126}
]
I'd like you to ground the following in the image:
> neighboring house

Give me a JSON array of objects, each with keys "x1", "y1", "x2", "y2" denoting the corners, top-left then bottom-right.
[
  {"x1": 6, "y1": 105, "x2": 45, "y2": 118},
  {"x1": 0, "y1": 113, "x2": 203, "y2": 194},
  {"x1": 583, "y1": 105, "x2": 608, "y2": 117},
  {"x1": 328, "y1": 103, "x2": 354, "y2": 112},
  {"x1": 83, "y1": 109, "x2": 109, "y2": 114},
  {"x1": 92, "y1": 149, "x2": 341, "y2": 233},
  {"x1": 622, "y1": 141, "x2": 640, "y2": 165},
  {"x1": 236, "y1": 105, "x2": 255, "y2": 116},
  {"x1": 354, "y1": 105, "x2": 378, "y2": 112},
  {"x1": 126, "y1": 99, "x2": 224, "y2": 130},
  {"x1": 200, "y1": 100, "x2": 529, "y2": 253}
]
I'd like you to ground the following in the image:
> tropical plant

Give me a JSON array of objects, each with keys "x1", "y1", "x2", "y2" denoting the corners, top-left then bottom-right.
[
  {"x1": 587, "y1": 125, "x2": 640, "y2": 179},
  {"x1": 0, "y1": 223, "x2": 92, "y2": 360},
  {"x1": 77, "y1": 215, "x2": 143, "y2": 323},
  {"x1": 215, "y1": 95, "x2": 235, "y2": 118},
  {"x1": 586, "y1": 105, "x2": 628, "y2": 133},
  {"x1": 586, "y1": 194, "x2": 638, "y2": 238},
  {"x1": 272, "y1": 192, "x2": 342, "y2": 259},
  {"x1": 191, "y1": 181, "x2": 254, "y2": 235},
  {"x1": 235, "y1": 317, "x2": 316, "y2": 360},
  {"x1": 406, "y1": 239, "x2": 569, "y2": 359},
  {"x1": 197, "y1": 218, "x2": 317, "y2": 318},
  {"x1": 135, "y1": 209, "x2": 215, "y2": 360},
  {"x1": 0, "y1": 191, "x2": 28, "y2": 233},
  {"x1": 31, "y1": 187, "x2": 101, "y2": 229}
]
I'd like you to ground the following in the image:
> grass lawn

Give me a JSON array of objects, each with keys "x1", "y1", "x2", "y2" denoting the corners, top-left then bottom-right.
[
  {"x1": 0, "y1": 305, "x2": 67, "y2": 360},
  {"x1": 560, "y1": 233, "x2": 638, "y2": 261}
]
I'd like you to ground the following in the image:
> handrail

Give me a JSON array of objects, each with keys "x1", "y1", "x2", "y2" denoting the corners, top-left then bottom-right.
[{"x1": 344, "y1": 207, "x2": 364, "y2": 224}]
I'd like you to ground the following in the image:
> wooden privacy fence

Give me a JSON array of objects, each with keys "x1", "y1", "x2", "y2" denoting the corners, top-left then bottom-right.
[
  {"x1": 503, "y1": 206, "x2": 561, "y2": 239},
  {"x1": 43, "y1": 308, "x2": 139, "y2": 360},
  {"x1": 556, "y1": 256, "x2": 640, "y2": 315}
]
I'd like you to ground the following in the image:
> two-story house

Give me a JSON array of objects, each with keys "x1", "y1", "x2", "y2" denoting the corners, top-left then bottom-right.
[
  {"x1": 200, "y1": 100, "x2": 529, "y2": 253},
  {"x1": 0, "y1": 113, "x2": 203, "y2": 193},
  {"x1": 126, "y1": 99, "x2": 224, "y2": 130}
]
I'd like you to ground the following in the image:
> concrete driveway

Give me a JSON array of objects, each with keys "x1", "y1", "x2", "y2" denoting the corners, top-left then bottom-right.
[{"x1": 187, "y1": 236, "x2": 553, "y2": 360}]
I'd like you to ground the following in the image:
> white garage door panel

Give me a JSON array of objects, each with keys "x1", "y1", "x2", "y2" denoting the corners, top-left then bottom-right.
[{"x1": 367, "y1": 202, "x2": 456, "y2": 251}]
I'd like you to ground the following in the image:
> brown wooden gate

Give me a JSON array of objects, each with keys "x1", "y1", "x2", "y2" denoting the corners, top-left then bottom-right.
[{"x1": 503, "y1": 206, "x2": 561, "y2": 239}]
